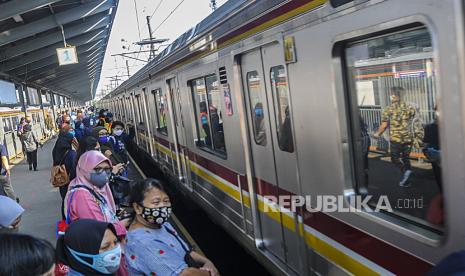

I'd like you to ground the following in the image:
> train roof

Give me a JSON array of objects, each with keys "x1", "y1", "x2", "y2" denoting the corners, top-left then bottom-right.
[{"x1": 105, "y1": 0, "x2": 317, "y2": 98}]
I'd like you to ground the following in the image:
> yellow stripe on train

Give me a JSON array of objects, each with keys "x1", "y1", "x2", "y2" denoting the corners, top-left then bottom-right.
[{"x1": 153, "y1": 141, "x2": 386, "y2": 275}]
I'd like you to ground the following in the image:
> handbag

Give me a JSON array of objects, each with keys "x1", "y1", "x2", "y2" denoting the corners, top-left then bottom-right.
[
  {"x1": 50, "y1": 151, "x2": 70, "y2": 188},
  {"x1": 164, "y1": 224, "x2": 202, "y2": 268}
]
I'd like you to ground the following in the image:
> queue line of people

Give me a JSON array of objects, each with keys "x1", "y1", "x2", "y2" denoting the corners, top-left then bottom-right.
[{"x1": 0, "y1": 107, "x2": 219, "y2": 276}]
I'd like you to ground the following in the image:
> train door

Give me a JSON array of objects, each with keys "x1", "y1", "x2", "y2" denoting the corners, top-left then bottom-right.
[
  {"x1": 166, "y1": 77, "x2": 192, "y2": 190},
  {"x1": 241, "y1": 43, "x2": 302, "y2": 274}
]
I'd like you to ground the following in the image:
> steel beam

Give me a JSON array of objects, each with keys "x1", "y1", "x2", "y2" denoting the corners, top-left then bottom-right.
[
  {"x1": 0, "y1": 0, "x2": 114, "y2": 46},
  {"x1": 0, "y1": 15, "x2": 109, "y2": 62},
  {"x1": 10, "y1": 45, "x2": 104, "y2": 76},
  {"x1": 1, "y1": 30, "x2": 106, "y2": 71},
  {"x1": 0, "y1": 0, "x2": 59, "y2": 22}
]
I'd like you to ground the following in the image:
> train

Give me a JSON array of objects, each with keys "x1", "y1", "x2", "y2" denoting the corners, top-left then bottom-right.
[
  {"x1": 98, "y1": 0, "x2": 465, "y2": 275},
  {"x1": 0, "y1": 78, "x2": 75, "y2": 160}
]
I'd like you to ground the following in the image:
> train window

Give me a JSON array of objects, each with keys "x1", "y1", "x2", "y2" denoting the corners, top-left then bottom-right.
[
  {"x1": 153, "y1": 89, "x2": 168, "y2": 135},
  {"x1": 270, "y1": 66, "x2": 294, "y2": 153},
  {"x1": 135, "y1": 95, "x2": 144, "y2": 124},
  {"x1": 190, "y1": 75, "x2": 227, "y2": 155},
  {"x1": 344, "y1": 26, "x2": 443, "y2": 231},
  {"x1": 246, "y1": 71, "x2": 267, "y2": 146},
  {"x1": 27, "y1": 87, "x2": 40, "y2": 105}
]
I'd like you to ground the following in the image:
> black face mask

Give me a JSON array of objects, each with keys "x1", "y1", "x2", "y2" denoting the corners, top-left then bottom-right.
[{"x1": 139, "y1": 205, "x2": 172, "y2": 226}]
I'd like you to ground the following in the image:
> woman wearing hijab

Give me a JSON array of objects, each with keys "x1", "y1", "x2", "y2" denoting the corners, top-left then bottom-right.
[
  {"x1": 53, "y1": 124, "x2": 78, "y2": 219},
  {"x1": 65, "y1": 150, "x2": 127, "y2": 237},
  {"x1": 56, "y1": 219, "x2": 122, "y2": 276},
  {"x1": 0, "y1": 195, "x2": 24, "y2": 233}
]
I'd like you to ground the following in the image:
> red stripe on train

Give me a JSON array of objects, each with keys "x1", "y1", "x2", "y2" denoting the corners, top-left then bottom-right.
[{"x1": 154, "y1": 136, "x2": 432, "y2": 274}]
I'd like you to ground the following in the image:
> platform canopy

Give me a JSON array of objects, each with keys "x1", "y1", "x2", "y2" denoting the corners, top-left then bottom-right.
[{"x1": 0, "y1": 0, "x2": 118, "y2": 102}]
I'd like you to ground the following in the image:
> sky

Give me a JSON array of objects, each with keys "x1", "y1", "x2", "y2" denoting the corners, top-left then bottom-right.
[{"x1": 95, "y1": 0, "x2": 228, "y2": 99}]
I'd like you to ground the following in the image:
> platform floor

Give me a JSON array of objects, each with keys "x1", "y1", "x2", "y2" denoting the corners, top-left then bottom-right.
[{"x1": 10, "y1": 138, "x2": 61, "y2": 244}]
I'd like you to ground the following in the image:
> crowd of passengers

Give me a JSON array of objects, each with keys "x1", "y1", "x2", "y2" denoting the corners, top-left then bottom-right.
[{"x1": 0, "y1": 107, "x2": 219, "y2": 276}]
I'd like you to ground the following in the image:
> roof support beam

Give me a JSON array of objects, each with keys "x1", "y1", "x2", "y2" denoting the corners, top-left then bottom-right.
[
  {"x1": 0, "y1": 0, "x2": 114, "y2": 46},
  {"x1": 0, "y1": 0, "x2": 60, "y2": 22},
  {"x1": 1, "y1": 30, "x2": 106, "y2": 71},
  {"x1": 0, "y1": 15, "x2": 109, "y2": 62},
  {"x1": 9, "y1": 45, "x2": 104, "y2": 76}
]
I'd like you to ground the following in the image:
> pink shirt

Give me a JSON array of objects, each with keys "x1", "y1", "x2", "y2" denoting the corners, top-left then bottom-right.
[{"x1": 67, "y1": 188, "x2": 127, "y2": 237}]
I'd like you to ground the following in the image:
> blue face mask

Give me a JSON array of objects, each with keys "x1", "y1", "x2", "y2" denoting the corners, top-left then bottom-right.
[
  {"x1": 255, "y1": 108, "x2": 263, "y2": 117},
  {"x1": 98, "y1": 136, "x2": 109, "y2": 144},
  {"x1": 68, "y1": 131, "x2": 75, "y2": 138},
  {"x1": 90, "y1": 171, "x2": 110, "y2": 188},
  {"x1": 67, "y1": 244, "x2": 121, "y2": 274},
  {"x1": 80, "y1": 124, "x2": 85, "y2": 130}
]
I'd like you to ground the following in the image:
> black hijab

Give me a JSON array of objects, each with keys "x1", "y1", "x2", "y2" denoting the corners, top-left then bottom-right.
[
  {"x1": 52, "y1": 132, "x2": 74, "y2": 166},
  {"x1": 56, "y1": 219, "x2": 117, "y2": 276}
]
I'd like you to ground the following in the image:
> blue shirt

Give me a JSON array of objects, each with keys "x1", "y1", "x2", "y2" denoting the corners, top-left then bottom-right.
[{"x1": 125, "y1": 223, "x2": 189, "y2": 276}]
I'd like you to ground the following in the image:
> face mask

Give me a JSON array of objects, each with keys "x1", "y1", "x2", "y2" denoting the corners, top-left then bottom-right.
[
  {"x1": 80, "y1": 124, "x2": 85, "y2": 130},
  {"x1": 67, "y1": 244, "x2": 121, "y2": 274},
  {"x1": 140, "y1": 205, "x2": 172, "y2": 226},
  {"x1": 255, "y1": 108, "x2": 263, "y2": 117},
  {"x1": 68, "y1": 131, "x2": 75, "y2": 138},
  {"x1": 113, "y1": 129, "x2": 123, "y2": 136},
  {"x1": 98, "y1": 136, "x2": 109, "y2": 144},
  {"x1": 71, "y1": 115, "x2": 77, "y2": 121},
  {"x1": 90, "y1": 120, "x2": 94, "y2": 126},
  {"x1": 90, "y1": 171, "x2": 110, "y2": 188}
]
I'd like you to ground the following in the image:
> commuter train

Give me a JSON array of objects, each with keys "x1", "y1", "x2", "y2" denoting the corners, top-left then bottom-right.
[
  {"x1": 0, "y1": 79, "x2": 73, "y2": 160},
  {"x1": 99, "y1": 0, "x2": 465, "y2": 275}
]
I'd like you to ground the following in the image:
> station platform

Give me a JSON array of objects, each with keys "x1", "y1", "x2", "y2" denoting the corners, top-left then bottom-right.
[{"x1": 9, "y1": 137, "x2": 201, "y2": 253}]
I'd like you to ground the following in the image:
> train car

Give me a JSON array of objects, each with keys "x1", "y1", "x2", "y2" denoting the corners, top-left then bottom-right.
[
  {"x1": 99, "y1": 0, "x2": 465, "y2": 275},
  {"x1": 0, "y1": 78, "x2": 70, "y2": 160}
]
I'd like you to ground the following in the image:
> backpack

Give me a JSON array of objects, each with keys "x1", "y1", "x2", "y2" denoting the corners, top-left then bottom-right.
[
  {"x1": 50, "y1": 151, "x2": 69, "y2": 187},
  {"x1": 23, "y1": 132, "x2": 37, "y2": 152}
]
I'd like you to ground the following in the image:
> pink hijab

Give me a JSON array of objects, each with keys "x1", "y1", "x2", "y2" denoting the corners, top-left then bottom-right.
[{"x1": 68, "y1": 150, "x2": 116, "y2": 212}]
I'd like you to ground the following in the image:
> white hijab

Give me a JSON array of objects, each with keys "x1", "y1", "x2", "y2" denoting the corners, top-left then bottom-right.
[{"x1": 0, "y1": 196, "x2": 24, "y2": 227}]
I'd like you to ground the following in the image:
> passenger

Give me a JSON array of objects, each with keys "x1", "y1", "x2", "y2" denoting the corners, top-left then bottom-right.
[
  {"x1": 93, "y1": 126, "x2": 125, "y2": 174},
  {"x1": 56, "y1": 219, "x2": 122, "y2": 276},
  {"x1": 77, "y1": 136, "x2": 100, "y2": 162},
  {"x1": 0, "y1": 195, "x2": 24, "y2": 233},
  {"x1": 64, "y1": 150, "x2": 127, "y2": 237},
  {"x1": 254, "y1": 102, "x2": 267, "y2": 145},
  {"x1": 53, "y1": 125, "x2": 78, "y2": 219},
  {"x1": 278, "y1": 106, "x2": 294, "y2": 152},
  {"x1": 23, "y1": 124, "x2": 40, "y2": 171},
  {"x1": 209, "y1": 105, "x2": 225, "y2": 150},
  {"x1": 0, "y1": 141, "x2": 16, "y2": 201},
  {"x1": 374, "y1": 86, "x2": 416, "y2": 187},
  {"x1": 199, "y1": 102, "x2": 212, "y2": 146},
  {"x1": 82, "y1": 117, "x2": 93, "y2": 137},
  {"x1": 110, "y1": 121, "x2": 135, "y2": 164},
  {"x1": 97, "y1": 109, "x2": 108, "y2": 129},
  {"x1": 423, "y1": 105, "x2": 441, "y2": 191},
  {"x1": 126, "y1": 179, "x2": 219, "y2": 276},
  {"x1": 0, "y1": 233, "x2": 55, "y2": 276},
  {"x1": 74, "y1": 121, "x2": 85, "y2": 143}
]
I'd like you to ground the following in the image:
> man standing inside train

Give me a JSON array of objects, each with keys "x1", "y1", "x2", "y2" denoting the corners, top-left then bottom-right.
[{"x1": 374, "y1": 86, "x2": 416, "y2": 187}]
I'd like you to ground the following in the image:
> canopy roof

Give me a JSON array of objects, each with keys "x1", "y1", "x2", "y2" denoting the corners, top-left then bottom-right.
[{"x1": 0, "y1": 0, "x2": 118, "y2": 101}]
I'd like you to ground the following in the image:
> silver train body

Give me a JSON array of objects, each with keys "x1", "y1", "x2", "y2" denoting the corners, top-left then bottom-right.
[{"x1": 99, "y1": 0, "x2": 465, "y2": 275}]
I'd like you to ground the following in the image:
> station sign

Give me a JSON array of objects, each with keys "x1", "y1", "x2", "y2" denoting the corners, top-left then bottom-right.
[{"x1": 56, "y1": 46, "x2": 79, "y2": 66}]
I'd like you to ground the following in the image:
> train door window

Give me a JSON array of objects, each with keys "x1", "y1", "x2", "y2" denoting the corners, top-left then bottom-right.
[
  {"x1": 153, "y1": 88, "x2": 168, "y2": 135},
  {"x1": 246, "y1": 71, "x2": 267, "y2": 146},
  {"x1": 135, "y1": 95, "x2": 143, "y2": 124},
  {"x1": 270, "y1": 65, "x2": 294, "y2": 153},
  {"x1": 343, "y1": 26, "x2": 443, "y2": 231},
  {"x1": 151, "y1": 89, "x2": 162, "y2": 129},
  {"x1": 190, "y1": 75, "x2": 227, "y2": 155}
]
